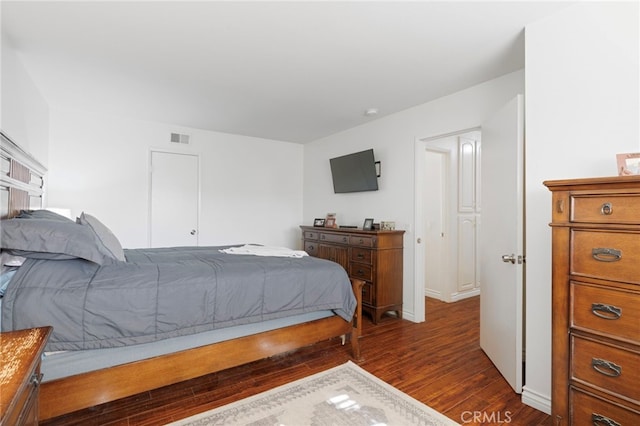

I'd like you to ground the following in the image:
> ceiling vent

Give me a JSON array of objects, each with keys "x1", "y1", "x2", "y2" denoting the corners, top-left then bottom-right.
[{"x1": 170, "y1": 133, "x2": 190, "y2": 144}]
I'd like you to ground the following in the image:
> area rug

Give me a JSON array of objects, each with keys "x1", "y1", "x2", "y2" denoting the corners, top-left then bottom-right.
[{"x1": 169, "y1": 361, "x2": 459, "y2": 425}]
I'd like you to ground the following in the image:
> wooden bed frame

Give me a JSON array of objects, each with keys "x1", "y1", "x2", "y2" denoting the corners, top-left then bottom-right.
[
  {"x1": 39, "y1": 280, "x2": 363, "y2": 420},
  {"x1": 0, "y1": 131, "x2": 363, "y2": 421}
]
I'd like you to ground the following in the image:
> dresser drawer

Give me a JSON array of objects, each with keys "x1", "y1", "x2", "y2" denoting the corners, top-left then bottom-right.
[
  {"x1": 304, "y1": 231, "x2": 319, "y2": 240},
  {"x1": 362, "y1": 282, "x2": 374, "y2": 305},
  {"x1": 3, "y1": 376, "x2": 39, "y2": 426},
  {"x1": 349, "y1": 263, "x2": 373, "y2": 281},
  {"x1": 570, "y1": 388, "x2": 640, "y2": 425},
  {"x1": 304, "y1": 241, "x2": 318, "y2": 256},
  {"x1": 351, "y1": 247, "x2": 373, "y2": 264},
  {"x1": 350, "y1": 235, "x2": 374, "y2": 247},
  {"x1": 571, "y1": 230, "x2": 640, "y2": 284},
  {"x1": 571, "y1": 282, "x2": 640, "y2": 342},
  {"x1": 319, "y1": 232, "x2": 349, "y2": 245},
  {"x1": 572, "y1": 194, "x2": 640, "y2": 224},
  {"x1": 571, "y1": 335, "x2": 640, "y2": 401}
]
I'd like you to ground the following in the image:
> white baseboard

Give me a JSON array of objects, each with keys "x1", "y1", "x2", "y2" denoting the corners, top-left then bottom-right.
[
  {"x1": 450, "y1": 288, "x2": 480, "y2": 302},
  {"x1": 424, "y1": 288, "x2": 442, "y2": 299},
  {"x1": 402, "y1": 311, "x2": 416, "y2": 323},
  {"x1": 424, "y1": 288, "x2": 480, "y2": 302},
  {"x1": 521, "y1": 386, "x2": 551, "y2": 415}
]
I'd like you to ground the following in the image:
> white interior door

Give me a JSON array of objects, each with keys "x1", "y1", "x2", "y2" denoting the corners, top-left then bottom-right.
[
  {"x1": 424, "y1": 149, "x2": 447, "y2": 299},
  {"x1": 150, "y1": 151, "x2": 199, "y2": 248},
  {"x1": 479, "y1": 95, "x2": 524, "y2": 393}
]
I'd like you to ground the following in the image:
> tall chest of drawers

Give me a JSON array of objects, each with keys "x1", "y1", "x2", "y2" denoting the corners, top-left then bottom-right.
[
  {"x1": 300, "y1": 226, "x2": 404, "y2": 324},
  {"x1": 544, "y1": 176, "x2": 640, "y2": 425}
]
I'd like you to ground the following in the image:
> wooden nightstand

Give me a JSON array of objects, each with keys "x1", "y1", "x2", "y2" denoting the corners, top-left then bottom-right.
[{"x1": 1, "y1": 327, "x2": 52, "y2": 426}]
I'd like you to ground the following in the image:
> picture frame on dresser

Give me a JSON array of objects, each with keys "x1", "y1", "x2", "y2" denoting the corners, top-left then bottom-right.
[
  {"x1": 616, "y1": 152, "x2": 640, "y2": 176},
  {"x1": 362, "y1": 218, "x2": 374, "y2": 231}
]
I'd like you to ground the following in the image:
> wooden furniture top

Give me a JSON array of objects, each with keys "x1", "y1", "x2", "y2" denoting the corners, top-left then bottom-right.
[
  {"x1": 0, "y1": 327, "x2": 52, "y2": 422},
  {"x1": 300, "y1": 226, "x2": 405, "y2": 249},
  {"x1": 300, "y1": 225, "x2": 405, "y2": 236},
  {"x1": 544, "y1": 175, "x2": 640, "y2": 191}
]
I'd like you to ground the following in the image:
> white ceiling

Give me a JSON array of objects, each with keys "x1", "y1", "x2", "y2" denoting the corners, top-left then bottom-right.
[{"x1": 2, "y1": 1, "x2": 574, "y2": 143}]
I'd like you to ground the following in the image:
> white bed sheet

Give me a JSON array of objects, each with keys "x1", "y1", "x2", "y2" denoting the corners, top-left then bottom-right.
[{"x1": 41, "y1": 310, "x2": 334, "y2": 382}]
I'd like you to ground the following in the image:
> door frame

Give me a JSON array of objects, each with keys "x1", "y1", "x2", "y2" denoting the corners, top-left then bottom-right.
[
  {"x1": 414, "y1": 127, "x2": 479, "y2": 321},
  {"x1": 148, "y1": 148, "x2": 201, "y2": 248}
]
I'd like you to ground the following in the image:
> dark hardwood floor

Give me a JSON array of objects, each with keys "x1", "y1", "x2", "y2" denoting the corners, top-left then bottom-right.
[{"x1": 42, "y1": 297, "x2": 551, "y2": 425}]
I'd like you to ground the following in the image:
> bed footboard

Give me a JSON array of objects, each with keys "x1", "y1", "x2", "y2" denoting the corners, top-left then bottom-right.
[{"x1": 39, "y1": 278, "x2": 364, "y2": 421}]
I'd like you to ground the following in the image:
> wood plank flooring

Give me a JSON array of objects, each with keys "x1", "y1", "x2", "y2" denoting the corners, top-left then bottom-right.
[{"x1": 41, "y1": 297, "x2": 551, "y2": 425}]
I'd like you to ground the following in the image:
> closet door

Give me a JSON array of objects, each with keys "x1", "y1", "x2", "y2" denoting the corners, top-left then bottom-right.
[{"x1": 149, "y1": 151, "x2": 199, "y2": 248}]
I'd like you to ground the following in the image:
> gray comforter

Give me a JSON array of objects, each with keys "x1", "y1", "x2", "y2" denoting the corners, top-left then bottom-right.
[{"x1": 1, "y1": 246, "x2": 356, "y2": 351}]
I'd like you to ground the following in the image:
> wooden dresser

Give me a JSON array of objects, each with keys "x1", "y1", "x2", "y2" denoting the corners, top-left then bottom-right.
[
  {"x1": 0, "y1": 326, "x2": 52, "y2": 426},
  {"x1": 544, "y1": 176, "x2": 640, "y2": 425},
  {"x1": 301, "y1": 226, "x2": 404, "y2": 324}
]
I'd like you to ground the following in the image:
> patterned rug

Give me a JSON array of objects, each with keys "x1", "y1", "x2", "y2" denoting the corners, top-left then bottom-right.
[{"x1": 169, "y1": 361, "x2": 459, "y2": 425}]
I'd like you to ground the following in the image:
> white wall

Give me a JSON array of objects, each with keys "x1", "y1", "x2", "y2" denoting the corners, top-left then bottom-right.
[
  {"x1": 523, "y1": 1, "x2": 639, "y2": 413},
  {"x1": 47, "y1": 108, "x2": 304, "y2": 249},
  {"x1": 303, "y1": 69, "x2": 525, "y2": 322},
  {"x1": 1, "y1": 36, "x2": 49, "y2": 167}
]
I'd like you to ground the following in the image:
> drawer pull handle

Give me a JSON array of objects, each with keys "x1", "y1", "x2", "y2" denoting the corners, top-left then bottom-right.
[
  {"x1": 591, "y1": 247, "x2": 622, "y2": 262},
  {"x1": 591, "y1": 303, "x2": 622, "y2": 320},
  {"x1": 308, "y1": 245, "x2": 314, "y2": 250},
  {"x1": 31, "y1": 373, "x2": 43, "y2": 387},
  {"x1": 357, "y1": 253, "x2": 364, "y2": 259},
  {"x1": 592, "y1": 413, "x2": 621, "y2": 426},
  {"x1": 591, "y1": 358, "x2": 622, "y2": 377},
  {"x1": 600, "y1": 202, "x2": 613, "y2": 215},
  {"x1": 357, "y1": 269, "x2": 364, "y2": 275}
]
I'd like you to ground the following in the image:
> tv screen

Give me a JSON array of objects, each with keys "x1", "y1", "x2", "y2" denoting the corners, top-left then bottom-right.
[{"x1": 330, "y1": 149, "x2": 379, "y2": 193}]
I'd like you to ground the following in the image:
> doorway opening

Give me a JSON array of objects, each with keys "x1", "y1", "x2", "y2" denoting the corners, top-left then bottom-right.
[{"x1": 415, "y1": 129, "x2": 481, "y2": 305}]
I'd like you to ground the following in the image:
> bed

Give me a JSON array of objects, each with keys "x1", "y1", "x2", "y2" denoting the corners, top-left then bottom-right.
[{"x1": 0, "y1": 131, "x2": 363, "y2": 421}]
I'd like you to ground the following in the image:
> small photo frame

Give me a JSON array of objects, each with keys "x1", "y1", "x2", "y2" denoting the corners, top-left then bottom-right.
[
  {"x1": 313, "y1": 218, "x2": 325, "y2": 227},
  {"x1": 381, "y1": 221, "x2": 396, "y2": 230},
  {"x1": 616, "y1": 153, "x2": 640, "y2": 176},
  {"x1": 325, "y1": 213, "x2": 336, "y2": 228},
  {"x1": 363, "y1": 218, "x2": 374, "y2": 231}
]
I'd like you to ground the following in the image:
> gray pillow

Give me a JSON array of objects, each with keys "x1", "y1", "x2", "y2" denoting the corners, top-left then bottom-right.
[
  {"x1": 77, "y1": 212, "x2": 126, "y2": 262},
  {"x1": 17, "y1": 209, "x2": 73, "y2": 222},
  {"x1": 0, "y1": 218, "x2": 114, "y2": 265}
]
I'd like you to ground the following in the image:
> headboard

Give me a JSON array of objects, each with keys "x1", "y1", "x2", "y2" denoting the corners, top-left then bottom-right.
[{"x1": 0, "y1": 131, "x2": 47, "y2": 219}]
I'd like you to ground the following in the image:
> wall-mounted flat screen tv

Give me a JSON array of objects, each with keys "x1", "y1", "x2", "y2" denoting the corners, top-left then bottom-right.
[{"x1": 330, "y1": 149, "x2": 379, "y2": 193}]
